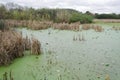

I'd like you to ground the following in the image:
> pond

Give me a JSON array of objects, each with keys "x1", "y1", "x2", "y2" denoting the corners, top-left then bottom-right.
[{"x1": 0, "y1": 23, "x2": 120, "y2": 80}]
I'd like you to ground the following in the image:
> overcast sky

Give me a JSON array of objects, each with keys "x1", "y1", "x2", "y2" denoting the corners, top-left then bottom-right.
[{"x1": 0, "y1": 0, "x2": 120, "y2": 14}]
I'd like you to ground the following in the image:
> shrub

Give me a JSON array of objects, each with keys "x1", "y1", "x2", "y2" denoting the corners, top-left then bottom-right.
[
  {"x1": 70, "y1": 13, "x2": 94, "y2": 24},
  {"x1": 0, "y1": 20, "x2": 5, "y2": 31}
]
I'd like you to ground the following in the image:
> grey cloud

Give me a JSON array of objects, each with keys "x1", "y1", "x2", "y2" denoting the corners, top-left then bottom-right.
[{"x1": 0, "y1": 0, "x2": 120, "y2": 13}]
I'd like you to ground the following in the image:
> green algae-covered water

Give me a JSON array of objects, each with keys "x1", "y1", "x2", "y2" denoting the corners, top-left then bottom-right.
[{"x1": 0, "y1": 23, "x2": 120, "y2": 80}]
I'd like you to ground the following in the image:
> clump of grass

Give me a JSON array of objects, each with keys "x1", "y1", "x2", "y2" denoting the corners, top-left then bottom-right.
[
  {"x1": 105, "y1": 74, "x2": 110, "y2": 80},
  {"x1": 2, "y1": 71, "x2": 14, "y2": 80},
  {"x1": 28, "y1": 20, "x2": 53, "y2": 30},
  {"x1": 0, "y1": 30, "x2": 41, "y2": 66},
  {"x1": 23, "y1": 36, "x2": 31, "y2": 50},
  {"x1": 105, "y1": 64, "x2": 110, "y2": 67},
  {"x1": 112, "y1": 26, "x2": 120, "y2": 31},
  {"x1": 73, "y1": 32, "x2": 85, "y2": 41},
  {"x1": 53, "y1": 22, "x2": 80, "y2": 31},
  {"x1": 31, "y1": 38, "x2": 41, "y2": 55},
  {"x1": 0, "y1": 30, "x2": 24, "y2": 65},
  {"x1": 4, "y1": 20, "x2": 53, "y2": 30},
  {"x1": 81, "y1": 24, "x2": 104, "y2": 32},
  {"x1": 82, "y1": 24, "x2": 91, "y2": 30}
]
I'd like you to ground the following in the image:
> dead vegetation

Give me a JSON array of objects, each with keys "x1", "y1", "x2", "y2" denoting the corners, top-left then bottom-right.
[
  {"x1": 0, "y1": 30, "x2": 41, "y2": 66},
  {"x1": 105, "y1": 74, "x2": 110, "y2": 80},
  {"x1": 112, "y1": 26, "x2": 120, "y2": 31},
  {"x1": 94, "y1": 19, "x2": 120, "y2": 23},
  {"x1": 53, "y1": 22, "x2": 80, "y2": 31},
  {"x1": 31, "y1": 38, "x2": 41, "y2": 55},
  {"x1": 81, "y1": 24, "x2": 104, "y2": 32},
  {"x1": 4, "y1": 20, "x2": 53, "y2": 30},
  {"x1": 28, "y1": 20, "x2": 53, "y2": 30},
  {"x1": 3, "y1": 20, "x2": 81, "y2": 31},
  {"x1": 73, "y1": 33, "x2": 85, "y2": 41}
]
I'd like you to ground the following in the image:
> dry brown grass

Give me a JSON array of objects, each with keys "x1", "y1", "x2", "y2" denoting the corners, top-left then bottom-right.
[
  {"x1": 81, "y1": 24, "x2": 104, "y2": 32},
  {"x1": 4, "y1": 20, "x2": 81, "y2": 31},
  {"x1": 28, "y1": 20, "x2": 53, "y2": 30},
  {"x1": 53, "y1": 22, "x2": 80, "y2": 31},
  {"x1": 4, "y1": 20, "x2": 53, "y2": 30},
  {"x1": 31, "y1": 38, "x2": 41, "y2": 55},
  {"x1": 105, "y1": 74, "x2": 110, "y2": 80},
  {"x1": 0, "y1": 30, "x2": 41, "y2": 66},
  {"x1": 94, "y1": 19, "x2": 120, "y2": 23},
  {"x1": 0, "y1": 30, "x2": 24, "y2": 65},
  {"x1": 112, "y1": 26, "x2": 120, "y2": 31},
  {"x1": 82, "y1": 24, "x2": 91, "y2": 30}
]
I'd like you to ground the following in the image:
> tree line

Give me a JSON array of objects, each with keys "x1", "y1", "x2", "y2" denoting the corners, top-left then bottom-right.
[
  {"x1": 0, "y1": 3, "x2": 93, "y2": 24},
  {"x1": 95, "y1": 13, "x2": 120, "y2": 19},
  {"x1": 0, "y1": 3, "x2": 120, "y2": 24}
]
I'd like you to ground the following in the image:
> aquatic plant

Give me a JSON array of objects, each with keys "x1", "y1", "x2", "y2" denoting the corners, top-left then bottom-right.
[{"x1": 2, "y1": 71, "x2": 14, "y2": 80}]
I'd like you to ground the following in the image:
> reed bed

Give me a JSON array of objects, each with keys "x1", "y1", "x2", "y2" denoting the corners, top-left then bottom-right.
[
  {"x1": 0, "y1": 30, "x2": 41, "y2": 66},
  {"x1": 4, "y1": 20, "x2": 81, "y2": 31},
  {"x1": 81, "y1": 24, "x2": 91, "y2": 30},
  {"x1": 0, "y1": 30, "x2": 24, "y2": 65},
  {"x1": 81, "y1": 24, "x2": 104, "y2": 32},
  {"x1": 112, "y1": 26, "x2": 120, "y2": 31},
  {"x1": 4, "y1": 20, "x2": 53, "y2": 30},
  {"x1": 28, "y1": 20, "x2": 53, "y2": 30},
  {"x1": 94, "y1": 19, "x2": 120, "y2": 23},
  {"x1": 53, "y1": 22, "x2": 80, "y2": 31}
]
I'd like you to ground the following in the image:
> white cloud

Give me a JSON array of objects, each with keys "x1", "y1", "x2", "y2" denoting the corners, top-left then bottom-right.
[{"x1": 0, "y1": 0, "x2": 120, "y2": 13}]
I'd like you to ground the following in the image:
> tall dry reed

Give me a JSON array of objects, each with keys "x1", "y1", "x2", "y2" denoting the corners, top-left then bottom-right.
[{"x1": 0, "y1": 30, "x2": 41, "y2": 66}]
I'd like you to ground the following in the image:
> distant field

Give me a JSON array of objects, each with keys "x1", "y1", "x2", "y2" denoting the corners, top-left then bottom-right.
[{"x1": 93, "y1": 19, "x2": 120, "y2": 23}]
